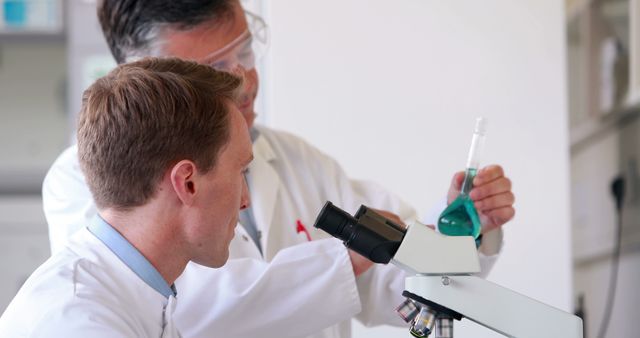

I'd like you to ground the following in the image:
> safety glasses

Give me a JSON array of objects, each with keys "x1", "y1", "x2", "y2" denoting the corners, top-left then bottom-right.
[{"x1": 201, "y1": 11, "x2": 269, "y2": 71}]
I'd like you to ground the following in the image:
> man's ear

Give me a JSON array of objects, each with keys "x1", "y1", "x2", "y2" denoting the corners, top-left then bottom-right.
[{"x1": 170, "y1": 160, "x2": 198, "y2": 206}]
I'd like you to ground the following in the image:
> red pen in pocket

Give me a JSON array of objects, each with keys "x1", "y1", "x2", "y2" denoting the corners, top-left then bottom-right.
[{"x1": 296, "y1": 220, "x2": 312, "y2": 241}]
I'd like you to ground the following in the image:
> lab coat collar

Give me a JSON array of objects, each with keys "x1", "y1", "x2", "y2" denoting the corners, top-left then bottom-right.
[
  {"x1": 252, "y1": 126, "x2": 276, "y2": 162},
  {"x1": 247, "y1": 126, "x2": 280, "y2": 253}
]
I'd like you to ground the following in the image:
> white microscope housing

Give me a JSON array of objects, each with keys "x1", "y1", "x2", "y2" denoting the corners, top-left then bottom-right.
[{"x1": 314, "y1": 201, "x2": 583, "y2": 338}]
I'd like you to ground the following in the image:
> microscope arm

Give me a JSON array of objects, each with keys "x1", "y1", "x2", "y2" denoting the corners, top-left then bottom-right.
[{"x1": 393, "y1": 224, "x2": 583, "y2": 338}]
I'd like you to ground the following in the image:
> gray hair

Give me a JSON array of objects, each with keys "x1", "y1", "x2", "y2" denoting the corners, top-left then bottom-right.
[{"x1": 97, "y1": 0, "x2": 236, "y2": 64}]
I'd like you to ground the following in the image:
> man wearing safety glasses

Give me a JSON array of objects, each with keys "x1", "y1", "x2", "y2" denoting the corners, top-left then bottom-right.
[{"x1": 42, "y1": 1, "x2": 516, "y2": 338}]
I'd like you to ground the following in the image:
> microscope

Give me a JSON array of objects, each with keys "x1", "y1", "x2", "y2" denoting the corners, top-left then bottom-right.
[{"x1": 314, "y1": 201, "x2": 583, "y2": 338}]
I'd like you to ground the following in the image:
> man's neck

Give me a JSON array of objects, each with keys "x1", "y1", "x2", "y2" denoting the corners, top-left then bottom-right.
[{"x1": 100, "y1": 208, "x2": 188, "y2": 286}]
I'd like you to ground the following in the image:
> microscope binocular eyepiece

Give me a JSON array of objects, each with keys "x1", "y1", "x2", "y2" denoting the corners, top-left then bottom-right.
[{"x1": 313, "y1": 201, "x2": 406, "y2": 264}]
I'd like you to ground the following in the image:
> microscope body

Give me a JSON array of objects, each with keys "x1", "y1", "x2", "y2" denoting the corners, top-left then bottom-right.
[
  {"x1": 395, "y1": 224, "x2": 583, "y2": 337},
  {"x1": 314, "y1": 202, "x2": 583, "y2": 338}
]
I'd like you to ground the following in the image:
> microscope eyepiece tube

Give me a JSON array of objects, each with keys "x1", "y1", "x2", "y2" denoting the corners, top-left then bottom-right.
[
  {"x1": 313, "y1": 201, "x2": 359, "y2": 242},
  {"x1": 314, "y1": 201, "x2": 406, "y2": 264}
]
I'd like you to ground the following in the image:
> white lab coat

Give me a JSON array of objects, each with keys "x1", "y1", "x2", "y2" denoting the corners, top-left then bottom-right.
[
  {"x1": 42, "y1": 124, "x2": 502, "y2": 338},
  {"x1": 0, "y1": 228, "x2": 181, "y2": 338}
]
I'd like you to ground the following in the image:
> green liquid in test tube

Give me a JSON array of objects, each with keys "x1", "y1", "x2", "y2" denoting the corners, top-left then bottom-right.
[{"x1": 437, "y1": 117, "x2": 487, "y2": 246}]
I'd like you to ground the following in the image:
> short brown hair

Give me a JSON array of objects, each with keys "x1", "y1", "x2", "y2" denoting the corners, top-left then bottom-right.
[{"x1": 77, "y1": 56, "x2": 242, "y2": 210}]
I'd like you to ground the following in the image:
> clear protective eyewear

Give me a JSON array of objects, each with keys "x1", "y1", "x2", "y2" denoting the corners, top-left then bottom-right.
[{"x1": 202, "y1": 11, "x2": 269, "y2": 71}]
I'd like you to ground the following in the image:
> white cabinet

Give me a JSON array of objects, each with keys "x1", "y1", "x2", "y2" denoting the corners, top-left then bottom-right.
[
  {"x1": 568, "y1": 2, "x2": 640, "y2": 335},
  {"x1": 631, "y1": 0, "x2": 640, "y2": 104},
  {"x1": 568, "y1": 0, "x2": 640, "y2": 262},
  {"x1": 567, "y1": 0, "x2": 640, "y2": 117},
  {"x1": 568, "y1": 0, "x2": 640, "y2": 150}
]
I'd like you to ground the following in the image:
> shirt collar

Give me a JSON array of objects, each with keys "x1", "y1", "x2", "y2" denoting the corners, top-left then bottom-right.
[{"x1": 88, "y1": 215, "x2": 177, "y2": 298}]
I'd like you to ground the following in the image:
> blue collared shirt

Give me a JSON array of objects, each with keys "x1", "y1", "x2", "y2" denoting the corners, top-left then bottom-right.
[{"x1": 88, "y1": 216, "x2": 177, "y2": 299}]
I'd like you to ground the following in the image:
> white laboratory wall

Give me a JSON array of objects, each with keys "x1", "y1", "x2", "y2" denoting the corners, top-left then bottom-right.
[{"x1": 265, "y1": 1, "x2": 571, "y2": 337}]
